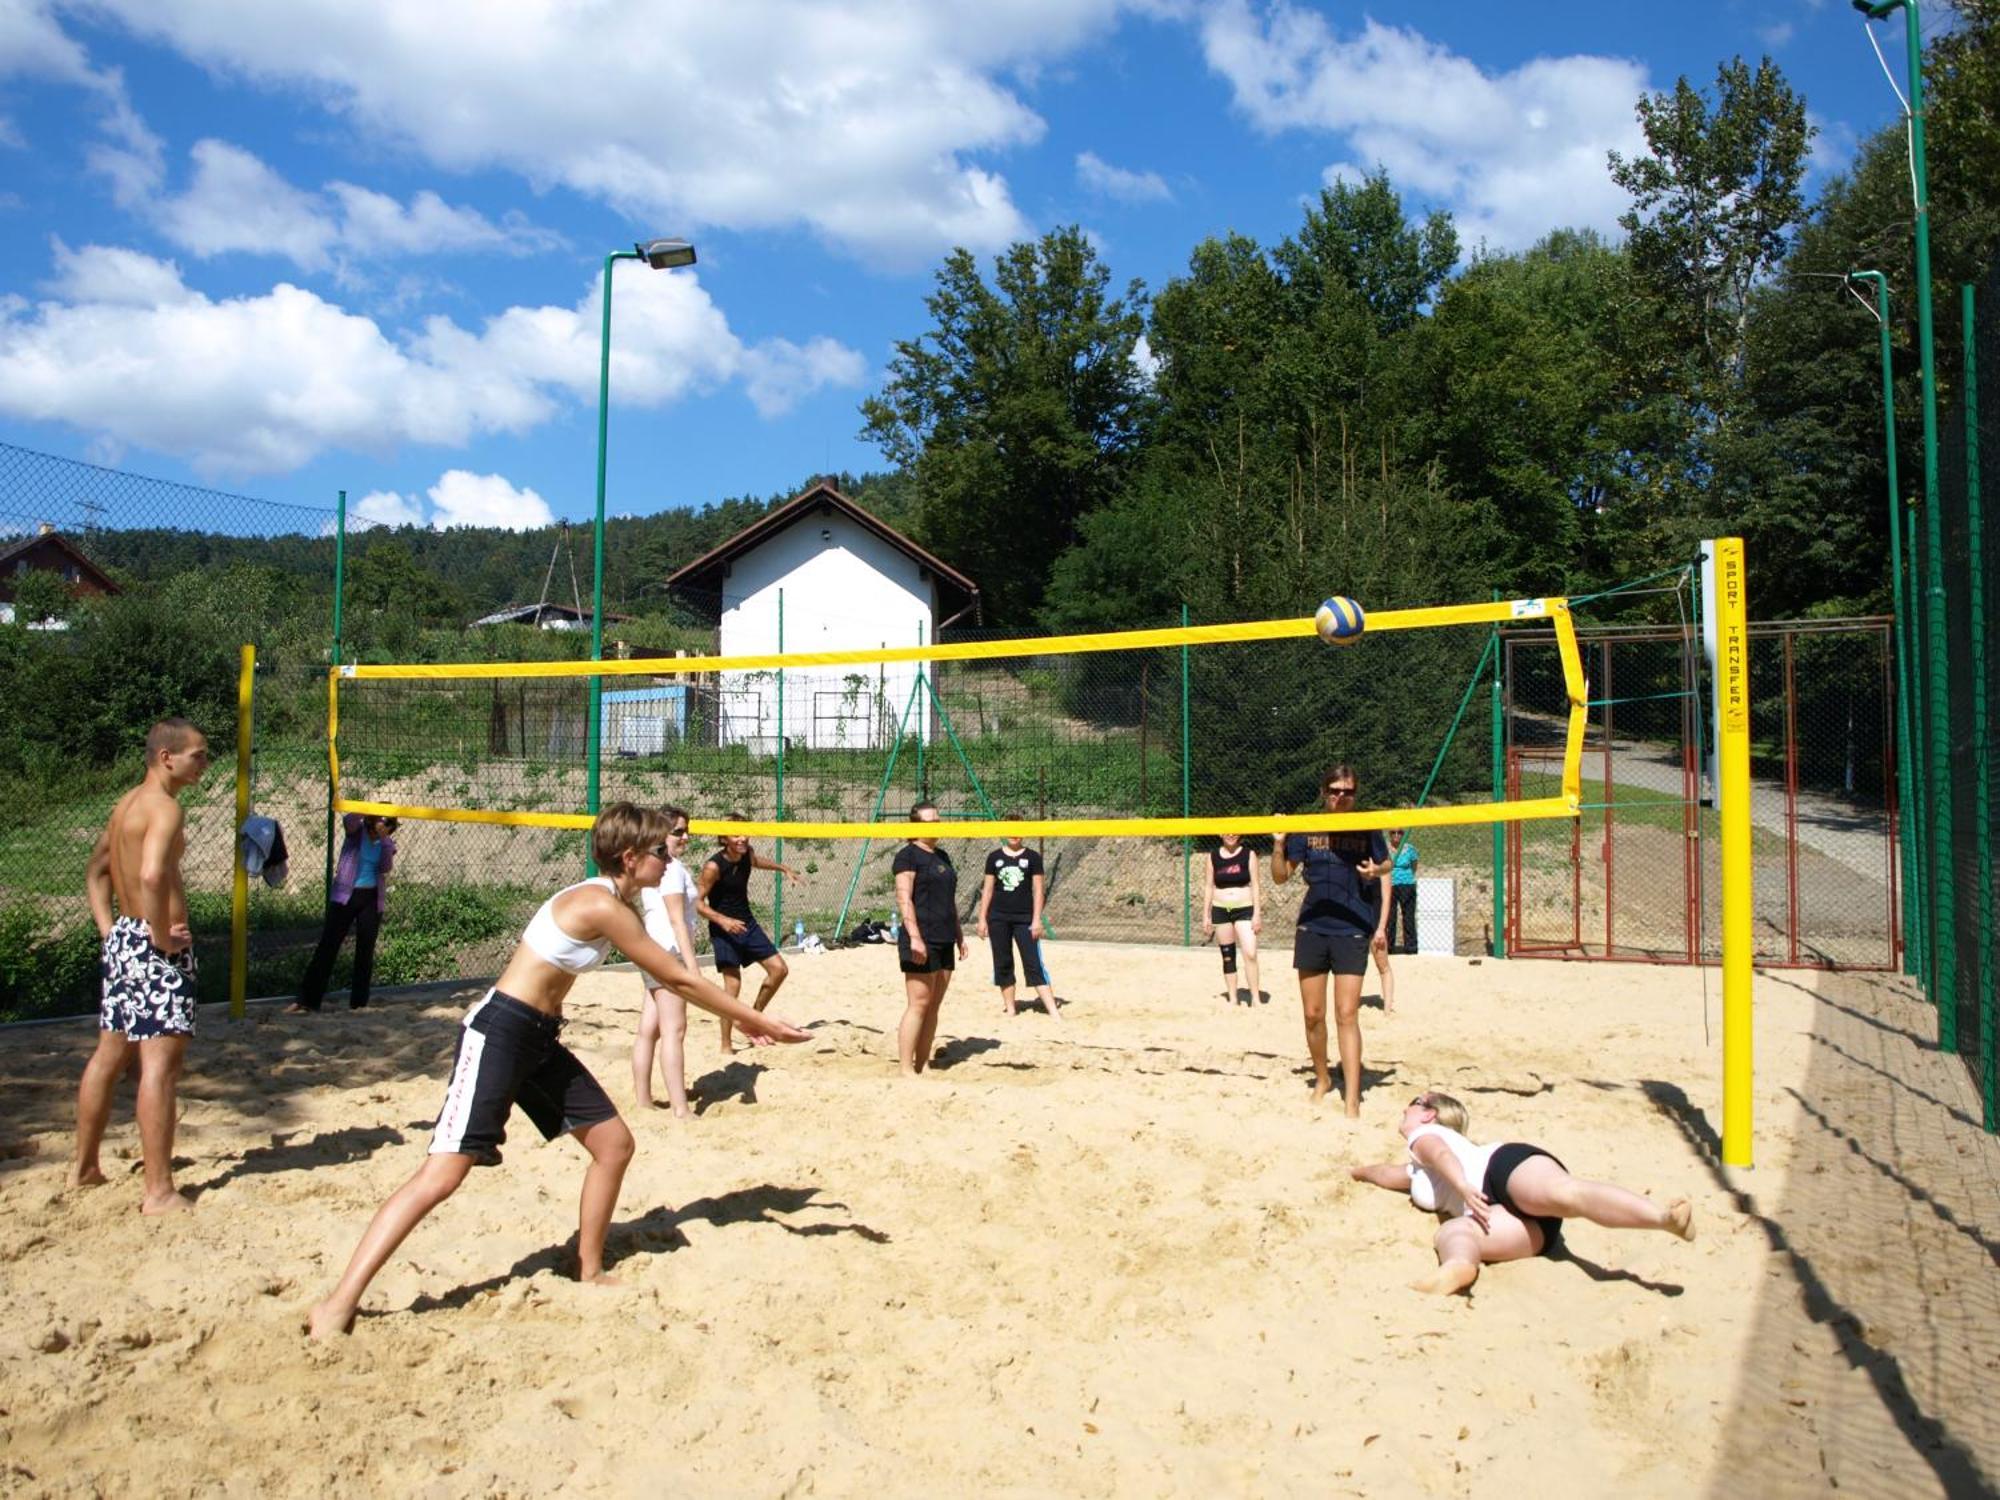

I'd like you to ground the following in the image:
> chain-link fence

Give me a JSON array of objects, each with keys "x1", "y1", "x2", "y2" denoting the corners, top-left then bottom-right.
[
  {"x1": 0, "y1": 444, "x2": 337, "y2": 1022},
  {"x1": 1921, "y1": 262, "x2": 1999, "y2": 1129}
]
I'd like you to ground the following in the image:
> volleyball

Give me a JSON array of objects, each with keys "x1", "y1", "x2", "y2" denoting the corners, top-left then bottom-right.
[{"x1": 1314, "y1": 596, "x2": 1366, "y2": 644}]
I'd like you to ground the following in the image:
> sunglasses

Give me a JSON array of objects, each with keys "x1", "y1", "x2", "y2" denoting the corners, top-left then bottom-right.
[
  {"x1": 668, "y1": 826, "x2": 690, "y2": 838},
  {"x1": 1408, "y1": 1095, "x2": 1433, "y2": 1110},
  {"x1": 643, "y1": 842, "x2": 670, "y2": 861},
  {"x1": 1325, "y1": 785, "x2": 1357, "y2": 795}
]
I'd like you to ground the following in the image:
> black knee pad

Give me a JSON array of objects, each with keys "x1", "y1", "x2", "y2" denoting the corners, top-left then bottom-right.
[{"x1": 1220, "y1": 943, "x2": 1238, "y2": 971}]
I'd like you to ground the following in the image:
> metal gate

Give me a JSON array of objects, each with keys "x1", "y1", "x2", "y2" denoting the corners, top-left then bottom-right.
[{"x1": 1504, "y1": 619, "x2": 1898, "y2": 969}]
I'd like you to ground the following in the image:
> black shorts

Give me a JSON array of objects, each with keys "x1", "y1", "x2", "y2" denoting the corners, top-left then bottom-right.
[
  {"x1": 1209, "y1": 904, "x2": 1254, "y2": 927},
  {"x1": 1484, "y1": 1142, "x2": 1567, "y2": 1256},
  {"x1": 710, "y1": 917, "x2": 778, "y2": 969},
  {"x1": 428, "y1": 989, "x2": 619, "y2": 1162},
  {"x1": 1293, "y1": 929, "x2": 1370, "y2": 977},
  {"x1": 899, "y1": 935, "x2": 956, "y2": 975}
]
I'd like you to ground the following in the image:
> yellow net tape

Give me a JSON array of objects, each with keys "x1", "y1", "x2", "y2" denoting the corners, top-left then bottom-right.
[{"x1": 331, "y1": 596, "x2": 1587, "y2": 837}]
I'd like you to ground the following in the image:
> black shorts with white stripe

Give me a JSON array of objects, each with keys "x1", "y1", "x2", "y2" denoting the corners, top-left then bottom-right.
[{"x1": 428, "y1": 988, "x2": 618, "y2": 1162}]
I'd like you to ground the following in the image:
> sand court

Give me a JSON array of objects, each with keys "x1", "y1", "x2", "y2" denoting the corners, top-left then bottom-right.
[{"x1": 1, "y1": 946, "x2": 1996, "y2": 1497}]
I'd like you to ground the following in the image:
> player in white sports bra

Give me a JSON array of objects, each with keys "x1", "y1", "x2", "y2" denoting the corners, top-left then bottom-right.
[{"x1": 308, "y1": 803, "x2": 809, "y2": 1339}]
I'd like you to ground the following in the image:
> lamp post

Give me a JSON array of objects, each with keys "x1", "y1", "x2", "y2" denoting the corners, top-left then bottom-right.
[
  {"x1": 1855, "y1": 0, "x2": 1953, "y2": 1043},
  {"x1": 586, "y1": 237, "x2": 696, "y2": 872},
  {"x1": 1848, "y1": 269, "x2": 1923, "y2": 981}
]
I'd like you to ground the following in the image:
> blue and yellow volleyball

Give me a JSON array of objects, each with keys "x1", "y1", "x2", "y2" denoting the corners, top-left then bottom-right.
[{"x1": 1314, "y1": 596, "x2": 1366, "y2": 645}]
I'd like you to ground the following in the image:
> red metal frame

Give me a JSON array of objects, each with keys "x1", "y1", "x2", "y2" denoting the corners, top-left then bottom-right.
[{"x1": 1503, "y1": 618, "x2": 1897, "y2": 971}]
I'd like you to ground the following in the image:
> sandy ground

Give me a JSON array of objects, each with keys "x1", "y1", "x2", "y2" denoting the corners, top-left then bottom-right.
[{"x1": 0, "y1": 947, "x2": 1995, "y2": 1498}]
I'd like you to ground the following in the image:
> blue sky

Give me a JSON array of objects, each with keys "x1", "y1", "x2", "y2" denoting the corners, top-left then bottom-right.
[{"x1": 0, "y1": 1, "x2": 1936, "y2": 535}]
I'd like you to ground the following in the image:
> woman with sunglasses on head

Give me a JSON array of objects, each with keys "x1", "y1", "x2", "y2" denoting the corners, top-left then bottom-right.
[
  {"x1": 630, "y1": 806, "x2": 706, "y2": 1118},
  {"x1": 1351, "y1": 1090, "x2": 1695, "y2": 1295},
  {"x1": 308, "y1": 802, "x2": 810, "y2": 1339},
  {"x1": 1270, "y1": 765, "x2": 1391, "y2": 1114}
]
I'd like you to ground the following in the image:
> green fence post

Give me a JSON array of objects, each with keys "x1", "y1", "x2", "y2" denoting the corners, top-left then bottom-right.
[
  {"x1": 914, "y1": 621, "x2": 926, "y2": 798},
  {"x1": 325, "y1": 488, "x2": 346, "y2": 898},
  {"x1": 774, "y1": 587, "x2": 785, "y2": 945},
  {"x1": 1181, "y1": 603, "x2": 1192, "y2": 948},
  {"x1": 1490, "y1": 591, "x2": 1505, "y2": 959},
  {"x1": 1906, "y1": 500, "x2": 1931, "y2": 997},
  {"x1": 1965, "y1": 282, "x2": 1994, "y2": 1129}
]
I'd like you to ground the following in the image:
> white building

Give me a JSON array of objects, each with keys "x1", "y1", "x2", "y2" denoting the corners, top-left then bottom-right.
[{"x1": 666, "y1": 481, "x2": 980, "y2": 752}]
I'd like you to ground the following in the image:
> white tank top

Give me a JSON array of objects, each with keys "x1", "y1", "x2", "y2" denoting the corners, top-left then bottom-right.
[{"x1": 522, "y1": 877, "x2": 618, "y2": 974}]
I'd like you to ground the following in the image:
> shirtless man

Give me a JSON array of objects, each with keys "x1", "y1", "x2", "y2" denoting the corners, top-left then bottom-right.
[{"x1": 72, "y1": 717, "x2": 212, "y2": 1213}]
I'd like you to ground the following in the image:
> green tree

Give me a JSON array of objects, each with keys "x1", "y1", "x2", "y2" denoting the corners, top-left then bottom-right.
[
  {"x1": 1274, "y1": 171, "x2": 1459, "y2": 334},
  {"x1": 1609, "y1": 55, "x2": 1814, "y2": 387},
  {"x1": 9, "y1": 567, "x2": 71, "y2": 626},
  {"x1": 860, "y1": 226, "x2": 1151, "y2": 621}
]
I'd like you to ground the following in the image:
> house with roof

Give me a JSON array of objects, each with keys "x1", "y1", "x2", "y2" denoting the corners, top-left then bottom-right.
[
  {"x1": 0, "y1": 525, "x2": 120, "y2": 627},
  {"x1": 666, "y1": 479, "x2": 979, "y2": 751}
]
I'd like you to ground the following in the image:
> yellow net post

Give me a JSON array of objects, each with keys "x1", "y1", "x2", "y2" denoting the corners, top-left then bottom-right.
[
  {"x1": 1716, "y1": 538, "x2": 1755, "y2": 1168},
  {"x1": 231, "y1": 642, "x2": 254, "y2": 1021}
]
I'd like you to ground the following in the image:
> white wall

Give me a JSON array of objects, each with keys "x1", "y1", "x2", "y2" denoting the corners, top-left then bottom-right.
[{"x1": 716, "y1": 511, "x2": 936, "y2": 750}]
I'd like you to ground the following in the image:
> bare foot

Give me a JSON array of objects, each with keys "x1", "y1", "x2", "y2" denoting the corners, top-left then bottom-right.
[
  {"x1": 1410, "y1": 1261, "x2": 1480, "y2": 1296},
  {"x1": 283, "y1": 1003, "x2": 315, "y2": 1015},
  {"x1": 1310, "y1": 1078, "x2": 1331, "y2": 1103},
  {"x1": 68, "y1": 1164, "x2": 108, "y2": 1189},
  {"x1": 305, "y1": 1301, "x2": 355, "y2": 1339},
  {"x1": 140, "y1": 1189, "x2": 194, "y2": 1216},
  {"x1": 580, "y1": 1270, "x2": 622, "y2": 1288},
  {"x1": 1665, "y1": 1197, "x2": 1695, "y2": 1241}
]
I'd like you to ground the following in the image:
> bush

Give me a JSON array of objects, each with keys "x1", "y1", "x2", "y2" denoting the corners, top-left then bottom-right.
[{"x1": 0, "y1": 905, "x2": 102, "y2": 1024}]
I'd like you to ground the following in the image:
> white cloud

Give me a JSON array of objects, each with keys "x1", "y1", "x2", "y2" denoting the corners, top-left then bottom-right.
[
  {"x1": 1130, "y1": 331, "x2": 1160, "y2": 384},
  {"x1": 1198, "y1": 1, "x2": 1649, "y2": 251},
  {"x1": 0, "y1": 116, "x2": 24, "y2": 150},
  {"x1": 351, "y1": 488, "x2": 424, "y2": 528},
  {"x1": 42, "y1": 238, "x2": 198, "y2": 306},
  {"x1": 424, "y1": 470, "x2": 552, "y2": 531},
  {"x1": 1076, "y1": 150, "x2": 1173, "y2": 204},
  {"x1": 0, "y1": 245, "x2": 866, "y2": 475},
  {"x1": 157, "y1": 140, "x2": 332, "y2": 267},
  {"x1": 59, "y1": 0, "x2": 1150, "y2": 265},
  {"x1": 0, "y1": 0, "x2": 94, "y2": 83},
  {"x1": 1758, "y1": 21, "x2": 1797, "y2": 48},
  {"x1": 135, "y1": 139, "x2": 567, "y2": 271}
]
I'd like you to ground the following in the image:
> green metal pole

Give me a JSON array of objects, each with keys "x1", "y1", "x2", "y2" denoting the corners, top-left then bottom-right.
[
  {"x1": 1491, "y1": 590, "x2": 1505, "y2": 959},
  {"x1": 1180, "y1": 603, "x2": 1192, "y2": 948},
  {"x1": 775, "y1": 587, "x2": 785, "y2": 945},
  {"x1": 586, "y1": 249, "x2": 641, "y2": 876},
  {"x1": 1853, "y1": 271, "x2": 1922, "y2": 978},
  {"x1": 1964, "y1": 281, "x2": 1994, "y2": 1128},
  {"x1": 914, "y1": 622, "x2": 926, "y2": 797},
  {"x1": 1905, "y1": 498, "x2": 1931, "y2": 996},
  {"x1": 326, "y1": 488, "x2": 346, "y2": 898}
]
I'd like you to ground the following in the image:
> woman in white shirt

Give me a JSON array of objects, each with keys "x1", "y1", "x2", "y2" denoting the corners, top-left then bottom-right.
[
  {"x1": 1351, "y1": 1090, "x2": 1695, "y2": 1294},
  {"x1": 631, "y1": 806, "x2": 705, "y2": 1117}
]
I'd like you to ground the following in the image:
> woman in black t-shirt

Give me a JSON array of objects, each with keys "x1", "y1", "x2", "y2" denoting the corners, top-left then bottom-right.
[
  {"x1": 977, "y1": 829, "x2": 1058, "y2": 1018},
  {"x1": 892, "y1": 800, "x2": 967, "y2": 1076}
]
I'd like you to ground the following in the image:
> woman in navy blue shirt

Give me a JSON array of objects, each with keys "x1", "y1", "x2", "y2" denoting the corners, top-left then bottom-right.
[{"x1": 1271, "y1": 765, "x2": 1390, "y2": 1115}]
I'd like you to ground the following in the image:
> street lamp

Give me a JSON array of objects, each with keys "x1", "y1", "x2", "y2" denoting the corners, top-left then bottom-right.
[
  {"x1": 586, "y1": 236, "x2": 698, "y2": 872},
  {"x1": 1854, "y1": 0, "x2": 1955, "y2": 1044}
]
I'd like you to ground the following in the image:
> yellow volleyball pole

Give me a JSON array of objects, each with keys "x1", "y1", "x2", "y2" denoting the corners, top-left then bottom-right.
[
  {"x1": 1716, "y1": 539, "x2": 1754, "y2": 1167},
  {"x1": 231, "y1": 643, "x2": 255, "y2": 1022}
]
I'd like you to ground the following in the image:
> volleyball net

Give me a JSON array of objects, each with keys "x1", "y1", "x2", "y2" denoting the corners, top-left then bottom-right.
[{"x1": 326, "y1": 595, "x2": 1583, "y2": 942}]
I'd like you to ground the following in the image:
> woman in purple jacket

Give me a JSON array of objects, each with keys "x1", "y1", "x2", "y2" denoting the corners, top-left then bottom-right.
[{"x1": 290, "y1": 814, "x2": 398, "y2": 1013}]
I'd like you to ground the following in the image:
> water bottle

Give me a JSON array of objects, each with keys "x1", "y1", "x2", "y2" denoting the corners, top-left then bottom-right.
[
  {"x1": 793, "y1": 919, "x2": 805, "y2": 950},
  {"x1": 889, "y1": 914, "x2": 901, "y2": 942}
]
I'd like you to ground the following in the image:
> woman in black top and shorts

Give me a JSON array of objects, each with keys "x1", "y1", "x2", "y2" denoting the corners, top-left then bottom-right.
[
  {"x1": 1270, "y1": 764, "x2": 1390, "y2": 1114},
  {"x1": 1200, "y1": 832, "x2": 1261, "y2": 1005},
  {"x1": 893, "y1": 800, "x2": 967, "y2": 1076}
]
